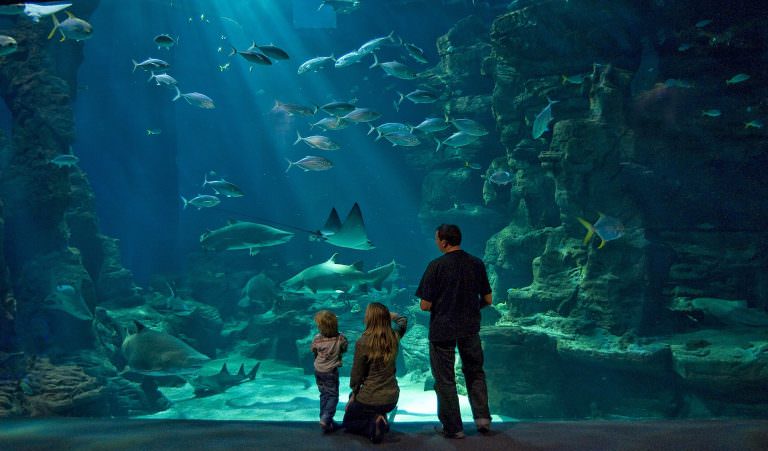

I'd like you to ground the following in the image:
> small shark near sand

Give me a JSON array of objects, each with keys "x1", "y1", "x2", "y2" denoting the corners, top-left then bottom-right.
[
  {"x1": 190, "y1": 362, "x2": 260, "y2": 397},
  {"x1": 121, "y1": 321, "x2": 210, "y2": 376},
  {"x1": 281, "y1": 253, "x2": 395, "y2": 298}
]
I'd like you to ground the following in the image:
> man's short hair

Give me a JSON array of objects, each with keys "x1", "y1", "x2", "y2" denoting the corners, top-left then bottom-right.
[{"x1": 436, "y1": 224, "x2": 462, "y2": 246}]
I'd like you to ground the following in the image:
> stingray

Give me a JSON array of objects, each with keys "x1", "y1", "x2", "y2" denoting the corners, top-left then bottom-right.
[
  {"x1": 121, "y1": 321, "x2": 210, "y2": 376},
  {"x1": 311, "y1": 202, "x2": 374, "y2": 250}
]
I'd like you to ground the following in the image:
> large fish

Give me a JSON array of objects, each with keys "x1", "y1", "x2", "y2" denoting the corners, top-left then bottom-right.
[
  {"x1": 23, "y1": 3, "x2": 71, "y2": 22},
  {"x1": 190, "y1": 362, "x2": 260, "y2": 397},
  {"x1": 47, "y1": 11, "x2": 93, "y2": 42},
  {"x1": 312, "y1": 202, "x2": 374, "y2": 250},
  {"x1": 577, "y1": 213, "x2": 625, "y2": 249},
  {"x1": 369, "y1": 55, "x2": 418, "y2": 80},
  {"x1": 281, "y1": 254, "x2": 395, "y2": 297},
  {"x1": 121, "y1": 321, "x2": 210, "y2": 376},
  {"x1": 200, "y1": 221, "x2": 293, "y2": 255},
  {"x1": 172, "y1": 86, "x2": 215, "y2": 109},
  {"x1": 297, "y1": 55, "x2": 335, "y2": 74}
]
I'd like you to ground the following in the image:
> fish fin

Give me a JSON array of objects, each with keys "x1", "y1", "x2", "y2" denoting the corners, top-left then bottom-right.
[
  {"x1": 367, "y1": 123, "x2": 375, "y2": 135},
  {"x1": 172, "y1": 86, "x2": 181, "y2": 102},
  {"x1": 369, "y1": 53, "x2": 378, "y2": 69},
  {"x1": 133, "y1": 320, "x2": 147, "y2": 333},
  {"x1": 181, "y1": 196, "x2": 188, "y2": 209},
  {"x1": 47, "y1": 14, "x2": 59, "y2": 40},
  {"x1": 219, "y1": 363, "x2": 229, "y2": 374},
  {"x1": 393, "y1": 100, "x2": 399, "y2": 112},
  {"x1": 352, "y1": 261, "x2": 364, "y2": 271},
  {"x1": 249, "y1": 248, "x2": 260, "y2": 256},
  {"x1": 228, "y1": 45, "x2": 237, "y2": 57},
  {"x1": 293, "y1": 130, "x2": 302, "y2": 145},
  {"x1": 246, "y1": 362, "x2": 260, "y2": 380},
  {"x1": 148, "y1": 71, "x2": 155, "y2": 82},
  {"x1": 65, "y1": 11, "x2": 75, "y2": 19},
  {"x1": 396, "y1": 91, "x2": 404, "y2": 106},
  {"x1": 598, "y1": 239, "x2": 606, "y2": 249},
  {"x1": 284, "y1": 158, "x2": 294, "y2": 173},
  {"x1": 577, "y1": 217, "x2": 595, "y2": 244},
  {"x1": 322, "y1": 207, "x2": 342, "y2": 234},
  {"x1": 236, "y1": 363, "x2": 245, "y2": 377},
  {"x1": 132, "y1": 59, "x2": 139, "y2": 73},
  {"x1": 434, "y1": 137, "x2": 442, "y2": 153},
  {"x1": 327, "y1": 253, "x2": 339, "y2": 263}
]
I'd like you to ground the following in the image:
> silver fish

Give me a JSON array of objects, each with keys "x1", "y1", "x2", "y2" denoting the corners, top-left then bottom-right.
[
  {"x1": 412, "y1": 117, "x2": 449, "y2": 134},
  {"x1": 285, "y1": 156, "x2": 334, "y2": 173},
  {"x1": 132, "y1": 57, "x2": 170, "y2": 72},
  {"x1": 335, "y1": 50, "x2": 365, "y2": 68},
  {"x1": 358, "y1": 31, "x2": 396, "y2": 55},
  {"x1": 532, "y1": 97, "x2": 559, "y2": 139},
  {"x1": 370, "y1": 55, "x2": 417, "y2": 80},
  {"x1": 450, "y1": 118, "x2": 488, "y2": 136},
  {"x1": 298, "y1": 55, "x2": 335, "y2": 74},
  {"x1": 148, "y1": 71, "x2": 177, "y2": 86},
  {"x1": 397, "y1": 90, "x2": 438, "y2": 108},
  {"x1": 320, "y1": 101, "x2": 356, "y2": 116},
  {"x1": 294, "y1": 131, "x2": 340, "y2": 151},
  {"x1": 50, "y1": 154, "x2": 79, "y2": 168},
  {"x1": 253, "y1": 43, "x2": 289, "y2": 60},
  {"x1": 229, "y1": 46, "x2": 272, "y2": 66},
  {"x1": 154, "y1": 34, "x2": 177, "y2": 50},
  {"x1": 48, "y1": 11, "x2": 93, "y2": 42},
  {"x1": 173, "y1": 86, "x2": 215, "y2": 109},
  {"x1": 342, "y1": 108, "x2": 381, "y2": 123},
  {"x1": 435, "y1": 132, "x2": 479, "y2": 152},
  {"x1": 181, "y1": 194, "x2": 220, "y2": 210},
  {"x1": 202, "y1": 173, "x2": 244, "y2": 197},
  {"x1": 311, "y1": 117, "x2": 352, "y2": 131},
  {"x1": 383, "y1": 132, "x2": 421, "y2": 147},
  {"x1": 273, "y1": 100, "x2": 317, "y2": 116},
  {"x1": 368, "y1": 122, "x2": 410, "y2": 140},
  {"x1": 486, "y1": 170, "x2": 513, "y2": 186},
  {"x1": 404, "y1": 42, "x2": 428, "y2": 64}
]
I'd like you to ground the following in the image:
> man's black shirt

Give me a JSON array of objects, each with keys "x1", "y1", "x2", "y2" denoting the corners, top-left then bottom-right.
[{"x1": 415, "y1": 250, "x2": 492, "y2": 342}]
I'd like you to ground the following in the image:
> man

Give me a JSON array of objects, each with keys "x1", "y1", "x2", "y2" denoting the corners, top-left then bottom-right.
[{"x1": 416, "y1": 224, "x2": 492, "y2": 439}]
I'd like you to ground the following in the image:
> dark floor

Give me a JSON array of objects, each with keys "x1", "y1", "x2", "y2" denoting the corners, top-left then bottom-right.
[{"x1": 1, "y1": 419, "x2": 767, "y2": 451}]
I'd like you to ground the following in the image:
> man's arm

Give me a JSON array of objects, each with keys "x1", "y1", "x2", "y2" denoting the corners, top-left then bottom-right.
[
  {"x1": 481, "y1": 293, "x2": 492, "y2": 309},
  {"x1": 420, "y1": 299, "x2": 432, "y2": 311}
]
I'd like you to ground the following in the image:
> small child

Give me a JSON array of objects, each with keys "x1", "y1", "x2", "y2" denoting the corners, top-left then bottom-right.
[{"x1": 311, "y1": 310, "x2": 348, "y2": 433}]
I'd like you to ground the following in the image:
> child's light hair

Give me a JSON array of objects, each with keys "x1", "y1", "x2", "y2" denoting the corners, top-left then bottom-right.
[{"x1": 314, "y1": 310, "x2": 339, "y2": 337}]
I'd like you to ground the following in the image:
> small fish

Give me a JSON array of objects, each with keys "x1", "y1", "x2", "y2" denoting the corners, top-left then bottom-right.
[
  {"x1": 561, "y1": 73, "x2": 587, "y2": 85},
  {"x1": 154, "y1": 34, "x2": 177, "y2": 50},
  {"x1": 272, "y1": 100, "x2": 317, "y2": 116},
  {"x1": 253, "y1": 43, "x2": 289, "y2": 60},
  {"x1": 701, "y1": 109, "x2": 721, "y2": 118},
  {"x1": 48, "y1": 11, "x2": 93, "y2": 42},
  {"x1": 148, "y1": 71, "x2": 177, "y2": 86},
  {"x1": 181, "y1": 194, "x2": 220, "y2": 210},
  {"x1": 285, "y1": 156, "x2": 333, "y2": 173},
  {"x1": 297, "y1": 55, "x2": 335, "y2": 74},
  {"x1": 294, "y1": 131, "x2": 340, "y2": 151},
  {"x1": 218, "y1": 62, "x2": 230, "y2": 71},
  {"x1": 369, "y1": 55, "x2": 418, "y2": 80},
  {"x1": 695, "y1": 19, "x2": 712, "y2": 28},
  {"x1": 382, "y1": 132, "x2": 420, "y2": 147},
  {"x1": 172, "y1": 86, "x2": 215, "y2": 109},
  {"x1": 202, "y1": 172, "x2": 244, "y2": 197},
  {"x1": 50, "y1": 153, "x2": 79, "y2": 168},
  {"x1": 726, "y1": 73, "x2": 750, "y2": 85},
  {"x1": 449, "y1": 118, "x2": 488, "y2": 136},
  {"x1": 369, "y1": 122, "x2": 410, "y2": 140},
  {"x1": 435, "y1": 132, "x2": 479, "y2": 152},
  {"x1": 412, "y1": 117, "x2": 449, "y2": 134},
  {"x1": 664, "y1": 79, "x2": 694, "y2": 89},
  {"x1": 358, "y1": 31, "x2": 396, "y2": 55},
  {"x1": 342, "y1": 108, "x2": 381, "y2": 123},
  {"x1": 404, "y1": 42, "x2": 428, "y2": 64},
  {"x1": 0, "y1": 35, "x2": 17, "y2": 56},
  {"x1": 335, "y1": 50, "x2": 365, "y2": 68},
  {"x1": 229, "y1": 46, "x2": 272, "y2": 66},
  {"x1": 132, "y1": 58, "x2": 170, "y2": 73},
  {"x1": 577, "y1": 213, "x2": 625, "y2": 249},
  {"x1": 320, "y1": 101, "x2": 356, "y2": 116},
  {"x1": 465, "y1": 162, "x2": 482, "y2": 170},
  {"x1": 318, "y1": 0, "x2": 361, "y2": 14},
  {"x1": 311, "y1": 117, "x2": 351, "y2": 131},
  {"x1": 146, "y1": 128, "x2": 162, "y2": 135},
  {"x1": 677, "y1": 43, "x2": 692, "y2": 52},
  {"x1": 485, "y1": 170, "x2": 513, "y2": 186},
  {"x1": 744, "y1": 119, "x2": 764, "y2": 129},
  {"x1": 532, "y1": 97, "x2": 559, "y2": 139},
  {"x1": 397, "y1": 89, "x2": 438, "y2": 107}
]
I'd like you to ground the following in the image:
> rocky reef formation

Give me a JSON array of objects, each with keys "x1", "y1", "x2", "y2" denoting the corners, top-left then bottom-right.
[{"x1": 418, "y1": 0, "x2": 768, "y2": 419}]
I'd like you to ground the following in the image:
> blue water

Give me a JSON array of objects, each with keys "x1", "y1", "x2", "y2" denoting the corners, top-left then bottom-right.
[{"x1": 74, "y1": 0, "x2": 486, "y2": 283}]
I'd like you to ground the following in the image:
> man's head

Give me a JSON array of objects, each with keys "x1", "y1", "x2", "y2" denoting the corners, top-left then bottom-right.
[{"x1": 435, "y1": 224, "x2": 461, "y2": 252}]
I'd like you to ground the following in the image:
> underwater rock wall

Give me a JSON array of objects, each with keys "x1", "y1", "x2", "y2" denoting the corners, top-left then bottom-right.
[{"x1": 422, "y1": 0, "x2": 768, "y2": 419}]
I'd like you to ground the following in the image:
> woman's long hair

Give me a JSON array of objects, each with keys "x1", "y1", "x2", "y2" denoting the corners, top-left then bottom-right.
[{"x1": 362, "y1": 302, "x2": 398, "y2": 363}]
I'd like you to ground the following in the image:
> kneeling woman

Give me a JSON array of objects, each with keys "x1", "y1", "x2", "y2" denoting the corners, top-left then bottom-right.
[{"x1": 343, "y1": 302, "x2": 408, "y2": 444}]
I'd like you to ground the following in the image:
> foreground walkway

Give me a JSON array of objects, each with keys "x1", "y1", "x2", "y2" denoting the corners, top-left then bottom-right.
[{"x1": 1, "y1": 418, "x2": 766, "y2": 450}]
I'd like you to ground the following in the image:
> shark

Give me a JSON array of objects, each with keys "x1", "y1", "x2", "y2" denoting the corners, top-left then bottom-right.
[
  {"x1": 311, "y1": 202, "x2": 374, "y2": 250},
  {"x1": 200, "y1": 220, "x2": 294, "y2": 255},
  {"x1": 189, "y1": 362, "x2": 261, "y2": 397},
  {"x1": 121, "y1": 321, "x2": 210, "y2": 376},
  {"x1": 281, "y1": 253, "x2": 395, "y2": 298}
]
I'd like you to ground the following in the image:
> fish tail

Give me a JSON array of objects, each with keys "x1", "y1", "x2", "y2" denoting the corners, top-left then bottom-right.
[
  {"x1": 172, "y1": 86, "x2": 181, "y2": 101},
  {"x1": 181, "y1": 196, "x2": 188, "y2": 210},
  {"x1": 228, "y1": 45, "x2": 237, "y2": 57},
  {"x1": 47, "y1": 14, "x2": 60, "y2": 40},
  {"x1": 434, "y1": 137, "x2": 442, "y2": 153},
  {"x1": 598, "y1": 239, "x2": 606, "y2": 249},
  {"x1": 396, "y1": 91, "x2": 404, "y2": 106},
  {"x1": 375, "y1": 130, "x2": 383, "y2": 141},
  {"x1": 284, "y1": 158, "x2": 294, "y2": 173},
  {"x1": 387, "y1": 30, "x2": 395, "y2": 42},
  {"x1": 577, "y1": 217, "x2": 595, "y2": 244},
  {"x1": 369, "y1": 54, "x2": 378, "y2": 69},
  {"x1": 132, "y1": 59, "x2": 139, "y2": 73},
  {"x1": 393, "y1": 100, "x2": 399, "y2": 112},
  {"x1": 201, "y1": 173, "x2": 208, "y2": 188},
  {"x1": 367, "y1": 123, "x2": 375, "y2": 136},
  {"x1": 148, "y1": 71, "x2": 155, "y2": 82},
  {"x1": 293, "y1": 130, "x2": 302, "y2": 145}
]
